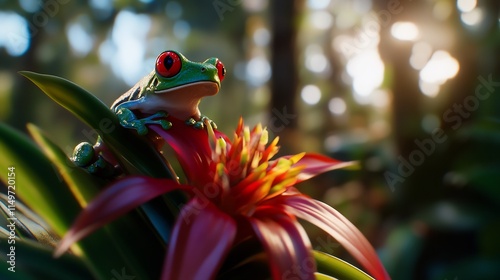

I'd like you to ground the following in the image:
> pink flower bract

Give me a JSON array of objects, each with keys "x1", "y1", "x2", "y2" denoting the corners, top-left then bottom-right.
[{"x1": 55, "y1": 117, "x2": 390, "y2": 280}]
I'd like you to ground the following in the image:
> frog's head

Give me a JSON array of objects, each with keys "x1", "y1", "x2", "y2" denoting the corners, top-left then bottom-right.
[{"x1": 145, "y1": 50, "x2": 225, "y2": 120}]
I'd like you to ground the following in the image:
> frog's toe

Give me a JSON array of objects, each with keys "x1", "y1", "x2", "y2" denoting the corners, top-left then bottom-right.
[
  {"x1": 158, "y1": 119, "x2": 172, "y2": 130},
  {"x1": 72, "y1": 142, "x2": 95, "y2": 167},
  {"x1": 194, "y1": 121, "x2": 205, "y2": 129},
  {"x1": 116, "y1": 108, "x2": 136, "y2": 122},
  {"x1": 87, "y1": 156, "x2": 116, "y2": 177},
  {"x1": 135, "y1": 123, "x2": 149, "y2": 135}
]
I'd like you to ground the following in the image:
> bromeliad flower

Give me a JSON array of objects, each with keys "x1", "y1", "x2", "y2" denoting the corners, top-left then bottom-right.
[{"x1": 54, "y1": 117, "x2": 390, "y2": 280}]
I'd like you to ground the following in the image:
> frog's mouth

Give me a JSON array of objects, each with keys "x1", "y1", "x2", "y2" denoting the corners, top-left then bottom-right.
[
  {"x1": 154, "y1": 80, "x2": 219, "y2": 97},
  {"x1": 150, "y1": 81, "x2": 220, "y2": 120}
]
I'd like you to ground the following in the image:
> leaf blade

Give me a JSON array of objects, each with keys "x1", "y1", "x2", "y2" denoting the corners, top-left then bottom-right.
[
  {"x1": 19, "y1": 71, "x2": 172, "y2": 178},
  {"x1": 314, "y1": 251, "x2": 375, "y2": 280},
  {"x1": 0, "y1": 237, "x2": 94, "y2": 280},
  {"x1": 27, "y1": 124, "x2": 166, "y2": 279}
]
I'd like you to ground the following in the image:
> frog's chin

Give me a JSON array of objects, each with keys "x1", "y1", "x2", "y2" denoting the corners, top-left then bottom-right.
[
  {"x1": 155, "y1": 81, "x2": 219, "y2": 97},
  {"x1": 151, "y1": 81, "x2": 219, "y2": 120}
]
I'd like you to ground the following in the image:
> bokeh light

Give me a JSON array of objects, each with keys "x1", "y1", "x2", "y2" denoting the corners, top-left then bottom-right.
[
  {"x1": 99, "y1": 10, "x2": 151, "y2": 86},
  {"x1": 457, "y1": 0, "x2": 477, "y2": 13},
  {"x1": 301, "y1": 84, "x2": 322, "y2": 105},
  {"x1": 346, "y1": 50, "x2": 384, "y2": 103},
  {"x1": 391, "y1": 22, "x2": 419, "y2": 41},
  {"x1": 460, "y1": 8, "x2": 484, "y2": 26},
  {"x1": 0, "y1": 12, "x2": 29, "y2": 57},
  {"x1": 410, "y1": 42, "x2": 433, "y2": 70},
  {"x1": 328, "y1": 97, "x2": 347, "y2": 115},
  {"x1": 66, "y1": 15, "x2": 94, "y2": 57}
]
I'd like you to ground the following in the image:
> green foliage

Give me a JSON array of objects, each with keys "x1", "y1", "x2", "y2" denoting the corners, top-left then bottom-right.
[
  {"x1": 314, "y1": 251, "x2": 374, "y2": 280},
  {"x1": 0, "y1": 237, "x2": 93, "y2": 280}
]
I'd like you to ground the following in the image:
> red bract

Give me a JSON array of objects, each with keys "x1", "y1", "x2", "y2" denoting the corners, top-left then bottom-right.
[{"x1": 55, "y1": 117, "x2": 390, "y2": 280}]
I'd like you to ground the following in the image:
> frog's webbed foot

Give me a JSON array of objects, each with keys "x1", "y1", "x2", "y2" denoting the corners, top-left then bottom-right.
[
  {"x1": 116, "y1": 108, "x2": 172, "y2": 135},
  {"x1": 72, "y1": 142, "x2": 117, "y2": 177},
  {"x1": 185, "y1": 115, "x2": 217, "y2": 130}
]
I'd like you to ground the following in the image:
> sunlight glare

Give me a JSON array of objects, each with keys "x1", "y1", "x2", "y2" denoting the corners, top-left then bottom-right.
[
  {"x1": 346, "y1": 50, "x2": 384, "y2": 100},
  {"x1": 371, "y1": 89, "x2": 389, "y2": 108},
  {"x1": 410, "y1": 42, "x2": 433, "y2": 70},
  {"x1": 246, "y1": 56, "x2": 271, "y2": 86},
  {"x1": 460, "y1": 8, "x2": 484, "y2": 26},
  {"x1": 301, "y1": 85, "x2": 322, "y2": 105},
  {"x1": 305, "y1": 45, "x2": 329, "y2": 73},
  {"x1": 102, "y1": 10, "x2": 152, "y2": 86},
  {"x1": 391, "y1": 22, "x2": 419, "y2": 41},
  {"x1": 328, "y1": 97, "x2": 347, "y2": 115},
  {"x1": 308, "y1": 0, "x2": 330, "y2": 10},
  {"x1": 67, "y1": 16, "x2": 94, "y2": 57},
  {"x1": 310, "y1": 11, "x2": 333, "y2": 30},
  {"x1": 0, "y1": 12, "x2": 29, "y2": 57},
  {"x1": 457, "y1": 0, "x2": 477, "y2": 13},
  {"x1": 420, "y1": 50, "x2": 459, "y2": 85},
  {"x1": 419, "y1": 80, "x2": 440, "y2": 98}
]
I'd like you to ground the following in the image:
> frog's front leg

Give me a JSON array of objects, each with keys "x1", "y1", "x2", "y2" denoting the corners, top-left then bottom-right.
[
  {"x1": 72, "y1": 141, "x2": 118, "y2": 177},
  {"x1": 115, "y1": 101, "x2": 172, "y2": 135},
  {"x1": 185, "y1": 115, "x2": 218, "y2": 130}
]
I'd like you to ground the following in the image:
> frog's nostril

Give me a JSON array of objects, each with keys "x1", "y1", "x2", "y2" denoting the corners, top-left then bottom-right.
[{"x1": 201, "y1": 67, "x2": 206, "y2": 72}]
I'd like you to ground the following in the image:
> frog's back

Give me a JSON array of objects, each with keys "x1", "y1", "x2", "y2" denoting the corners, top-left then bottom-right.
[
  {"x1": 110, "y1": 73, "x2": 153, "y2": 111},
  {"x1": 110, "y1": 86, "x2": 141, "y2": 111}
]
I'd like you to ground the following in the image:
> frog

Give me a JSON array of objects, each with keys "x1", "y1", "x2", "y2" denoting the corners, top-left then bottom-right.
[{"x1": 72, "y1": 50, "x2": 226, "y2": 176}]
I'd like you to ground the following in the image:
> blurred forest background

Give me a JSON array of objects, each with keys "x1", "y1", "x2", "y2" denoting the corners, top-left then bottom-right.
[{"x1": 1, "y1": 0, "x2": 500, "y2": 279}]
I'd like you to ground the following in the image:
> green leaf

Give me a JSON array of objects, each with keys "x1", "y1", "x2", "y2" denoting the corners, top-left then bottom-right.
[
  {"x1": 314, "y1": 273, "x2": 337, "y2": 280},
  {"x1": 0, "y1": 121, "x2": 80, "y2": 238},
  {"x1": 27, "y1": 123, "x2": 106, "y2": 206},
  {"x1": 0, "y1": 237, "x2": 93, "y2": 280},
  {"x1": 0, "y1": 193, "x2": 58, "y2": 246},
  {"x1": 27, "y1": 124, "x2": 165, "y2": 279},
  {"x1": 314, "y1": 251, "x2": 374, "y2": 280},
  {"x1": 20, "y1": 71, "x2": 185, "y2": 241},
  {"x1": 0, "y1": 122, "x2": 154, "y2": 279},
  {"x1": 19, "y1": 71, "x2": 171, "y2": 178}
]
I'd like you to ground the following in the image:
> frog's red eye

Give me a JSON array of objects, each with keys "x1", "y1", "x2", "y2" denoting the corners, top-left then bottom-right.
[
  {"x1": 156, "y1": 51, "x2": 182, "y2": 78},
  {"x1": 216, "y1": 59, "x2": 226, "y2": 82}
]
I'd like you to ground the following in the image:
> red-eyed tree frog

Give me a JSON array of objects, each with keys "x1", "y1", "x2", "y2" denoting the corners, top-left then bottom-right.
[
  {"x1": 72, "y1": 50, "x2": 226, "y2": 176},
  {"x1": 113, "y1": 50, "x2": 225, "y2": 134}
]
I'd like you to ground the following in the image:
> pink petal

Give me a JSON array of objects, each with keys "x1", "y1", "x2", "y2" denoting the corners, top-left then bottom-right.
[
  {"x1": 149, "y1": 118, "x2": 228, "y2": 187},
  {"x1": 248, "y1": 206, "x2": 316, "y2": 280},
  {"x1": 276, "y1": 153, "x2": 357, "y2": 184},
  {"x1": 275, "y1": 195, "x2": 390, "y2": 280},
  {"x1": 162, "y1": 197, "x2": 237, "y2": 280},
  {"x1": 54, "y1": 176, "x2": 189, "y2": 257}
]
